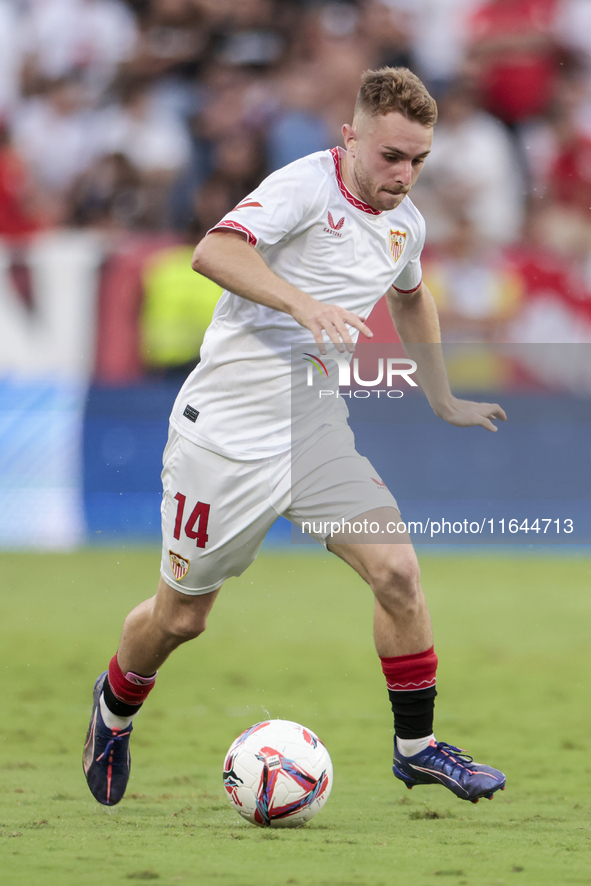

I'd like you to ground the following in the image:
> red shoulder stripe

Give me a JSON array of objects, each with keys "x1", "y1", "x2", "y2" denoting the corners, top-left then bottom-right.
[{"x1": 234, "y1": 201, "x2": 263, "y2": 210}]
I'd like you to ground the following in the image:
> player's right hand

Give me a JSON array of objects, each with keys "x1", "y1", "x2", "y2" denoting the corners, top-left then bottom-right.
[{"x1": 292, "y1": 298, "x2": 373, "y2": 354}]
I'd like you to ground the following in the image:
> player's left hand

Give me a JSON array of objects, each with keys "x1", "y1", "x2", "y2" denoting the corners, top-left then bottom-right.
[{"x1": 434, "y1": 397, "x2": 507, "y2": 432}]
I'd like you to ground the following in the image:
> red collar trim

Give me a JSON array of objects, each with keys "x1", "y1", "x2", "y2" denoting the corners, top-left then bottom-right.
[{"x1": 330, "y1": 147, "x2": 381, "y2": 216}]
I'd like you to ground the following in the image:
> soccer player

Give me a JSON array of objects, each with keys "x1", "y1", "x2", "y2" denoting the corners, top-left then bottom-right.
[{"x1": 84, "y1": 67, "x2": 507, "y2": 807}]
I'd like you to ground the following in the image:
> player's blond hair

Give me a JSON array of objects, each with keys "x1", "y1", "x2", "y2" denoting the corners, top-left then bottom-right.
[{"x1": 354, "y1": 67, "x2": 438, "y2": 127}]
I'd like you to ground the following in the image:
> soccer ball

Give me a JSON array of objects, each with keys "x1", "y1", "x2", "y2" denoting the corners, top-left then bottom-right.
[{"x1": 222, "y1": 719, "x2": 333, "y2": 828}]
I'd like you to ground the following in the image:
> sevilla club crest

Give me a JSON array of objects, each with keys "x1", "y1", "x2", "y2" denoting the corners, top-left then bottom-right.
[
  {"x1": 389, "y1": 229, "x2": 407, "y2": 263},
  {"x1": 169, "y1": 550, "x2": 190, "y2": 581}
]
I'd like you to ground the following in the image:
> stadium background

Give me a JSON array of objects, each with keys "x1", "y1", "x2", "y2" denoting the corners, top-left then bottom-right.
[{"x1": 1, "y1": 0, "x2": 590, "y2": 547}]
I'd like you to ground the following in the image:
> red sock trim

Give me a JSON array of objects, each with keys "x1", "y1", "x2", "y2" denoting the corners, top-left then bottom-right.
[
  {"x1": 107, "y1": 655, "x2": 157, "y2": 706},
  {"x1": 380, "y1": 646, "x2": 438, "y2": 692}
]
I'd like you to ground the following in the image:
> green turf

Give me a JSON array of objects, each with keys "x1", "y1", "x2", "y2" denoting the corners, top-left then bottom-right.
[{"x1": 1, "y1": 549, "x2": 591, "y2": 886}]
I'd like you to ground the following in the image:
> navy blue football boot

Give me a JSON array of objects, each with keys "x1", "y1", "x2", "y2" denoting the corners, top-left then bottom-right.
[
  {"x1": 393, "y1": 738, "x2": 506, "y2": 803},
  {"x1": 83, "y1": 672, "x2": 132, "y2": 806}
]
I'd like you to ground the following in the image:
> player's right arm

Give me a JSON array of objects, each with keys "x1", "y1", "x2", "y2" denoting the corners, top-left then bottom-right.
[{"x1": 192, "y1": 229, "x2": 372, "y2": 353}]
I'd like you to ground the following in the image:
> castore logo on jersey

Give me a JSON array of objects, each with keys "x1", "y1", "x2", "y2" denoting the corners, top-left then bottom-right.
[{"x1": 324, "y1": 212, "x2": 345, "y2": 237}]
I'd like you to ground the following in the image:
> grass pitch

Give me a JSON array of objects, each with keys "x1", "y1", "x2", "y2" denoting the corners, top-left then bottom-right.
[{"x1": 1, "y1": 548, "x2": 591, "y2": 886}]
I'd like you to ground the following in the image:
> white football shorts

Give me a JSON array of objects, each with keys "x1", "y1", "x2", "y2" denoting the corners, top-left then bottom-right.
[{"x1": 160, "y1": 420, "x2": 399, "y2": 595}]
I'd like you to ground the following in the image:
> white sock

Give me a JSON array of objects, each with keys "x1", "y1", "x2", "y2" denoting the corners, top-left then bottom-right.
[
  {"x1": 99, "y1": 693, "x2": 137, "y2": 731},
  {"x1": 396, "y1": 734, "x2": 435, "y2": 757}
]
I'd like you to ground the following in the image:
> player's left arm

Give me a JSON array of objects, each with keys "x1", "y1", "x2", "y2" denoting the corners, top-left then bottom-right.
[{"x1": 385, "y1": 282, "x2": 507, "y2": 432}]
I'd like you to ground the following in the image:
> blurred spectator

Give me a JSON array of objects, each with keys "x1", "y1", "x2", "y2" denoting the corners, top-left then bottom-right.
[
  {"x1": 96, "y1": 75, "x2": 192, "y2": 176},
  {"x1": 124, "y1": 0, "x2": 209, "y2": 127},
  {"x1": 140, "y1": 241, "x2": 222, "y2": 375},
  {"x1": 424, "y1": 217, "x2": 524, "y2": 342},
  {"x1": 167, "y1": 135, "x2": 210, "y2": 230},
  {"x1": 194, "y1": 0, "x2": 278, "y2": 30},
  {"x1": 170, "y1": 55, "x2": 274, "y2": 227},
  {"x1": 174, "y1": 128, "x2": 266, "y2": 235},
  {"x1": 519, "y1": 57, "x2": 591, "y2": 288},
  {"x1": 212, "y1": 130, "x2": 266, "y2": 196},
  {"x1": 358, "y1": 1, "x2": 413, "y2": 70},
  {"x1": 95, "y1": 74, "x2": 192, "y2": 226},
  {"x1": 551, "y1": 134, "x2": 591, "y2": 215},
  {"x1": 556, "y1": 0, "x2": 591, "y2": 78},
  {"x1": 11, "y1": 75, "x2": 101, "y2": 219},
  {"x1": 68, "y1": 152, "x2": 149, "y2": 230},
  {"x1": 287, "y1": 3, "x2": 374, "y2": 142},
  {"x1": 20, "y1": 0, "x2": 138, "y2": 98},
  {"x1": 465, "y1": 0, "x2": 563, "y2": 128},
  {"x1": 128, "y1": 0, "x2": 207, "y2": 80},
  {"x1": 213, "y1": 0, "x2": 285, "y2": 70},
  {"x1": 525, "y1": 202, "x2": 591, "y2": 266},
  {"x1": 520, "y1": 58, "x2": 591, "y2": 201},
  {"x1": 266, "y1": 69, "x2": 332, "y2": 171},
  {"x1": 412, "y1": 80, "x2": 525, "y2": 245},
  {"x1": 94, "y1": 231, "x2": 182, "y2": 383},
  {"x1": 128, "y1": 0, "x2": 211, "y2": 126},
  {"x1": 197, "y1": 63, "x2": 265, "y2": 141},
  {"x1": 190, "y1": 174, "x2": 235, "y2": 232},
  {"x1": 0, "y1": 121, "x2": 46, "y2": 238},
  {"x1": 0, "y1": 0, "x2": 21, "y2": 116},
  {"x1": 381, "y1": 0, "x2": 479, "y2": 90},
  {"x1": 507, "y1": 203, "x2": 591, "y2": 342}
]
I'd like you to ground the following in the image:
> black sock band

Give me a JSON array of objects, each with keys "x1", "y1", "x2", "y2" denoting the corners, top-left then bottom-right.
[
  {"x1": 103, "y1": 677, "x2": 143, "y2": 718},
  {"x1": 388, "y1": 686, "x2": 437, "y2": 739}
]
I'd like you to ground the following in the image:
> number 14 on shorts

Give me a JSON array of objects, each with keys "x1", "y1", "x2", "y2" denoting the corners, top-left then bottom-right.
[{"x1": 173, "y1": 493, "x2": 210, "y2": 548}]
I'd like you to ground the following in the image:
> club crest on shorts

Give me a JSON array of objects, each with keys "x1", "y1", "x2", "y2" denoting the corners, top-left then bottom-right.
[
  {"x1": 169, "y1": 550, "x2": 190, "y2": 581},
  {"x1": 389, "y1": 229, "x2": 407, "y2": 262}
]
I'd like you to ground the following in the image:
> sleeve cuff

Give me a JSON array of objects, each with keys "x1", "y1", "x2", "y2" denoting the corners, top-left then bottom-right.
[
  {"x1": 393, "y1": 278, "x2": 422, "y2": 294},
  {"x1": 208, "y1": 221, "x2": 258, "y2": 247}
]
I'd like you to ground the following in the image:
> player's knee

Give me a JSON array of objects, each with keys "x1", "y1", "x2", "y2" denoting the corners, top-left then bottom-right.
[
  {"x1": 167, "y1": 612, "x2": 207, "y2": 643},
  {"x1": 159, "y1": 605, "x2": 209, "y2": 643},
  {"x1": 370, "y1": 554, "x2": 422, "y2": 611}
]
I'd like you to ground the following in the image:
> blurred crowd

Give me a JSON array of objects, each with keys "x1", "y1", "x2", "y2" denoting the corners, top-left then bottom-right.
[{"x1": 2, "y1": 0, "x2": 591, "y2": 348}]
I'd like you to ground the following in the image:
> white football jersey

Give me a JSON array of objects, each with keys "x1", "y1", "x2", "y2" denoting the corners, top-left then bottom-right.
[{"x1": 170, "y1": 147, "x2": 426, "y2": 458}]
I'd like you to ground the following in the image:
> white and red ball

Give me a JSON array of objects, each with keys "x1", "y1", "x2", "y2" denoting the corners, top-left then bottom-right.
[{"x1": 223, "y1": 719, "x2": 333, "y2": 828}]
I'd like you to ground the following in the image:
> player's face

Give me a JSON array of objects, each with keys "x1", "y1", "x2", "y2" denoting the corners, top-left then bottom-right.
[{"x1": 342, "y1": 111, "x2": 433, "y2": 212}]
